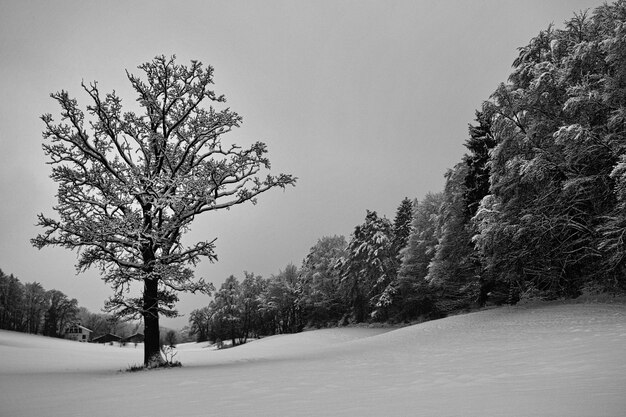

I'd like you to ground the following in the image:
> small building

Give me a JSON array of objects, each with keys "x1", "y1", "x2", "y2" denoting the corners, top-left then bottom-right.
[
  {"x1": 122, "y1": 333, "x2": 145, "y2": 344},
  {"x1": 92, "y1": 333, "x2": 122, "y2": 344},
  {"x1": 64, "y1": 323, "x2": 93, "y2": 342}
]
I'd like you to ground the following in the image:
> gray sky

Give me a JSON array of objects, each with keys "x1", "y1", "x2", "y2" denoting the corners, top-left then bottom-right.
[{"x1": 0, "y1": 0, "x2": 597, "y2": 328}]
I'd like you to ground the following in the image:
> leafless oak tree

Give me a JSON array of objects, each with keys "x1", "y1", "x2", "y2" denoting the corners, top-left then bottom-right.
[{"x1": 32, "y1": 55, "x2": 296, "y2": 367}]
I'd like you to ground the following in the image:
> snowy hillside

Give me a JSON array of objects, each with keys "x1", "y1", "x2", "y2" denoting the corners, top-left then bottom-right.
[{"x1": 1, "y1": 303, "x2": 625, "y2": 416}]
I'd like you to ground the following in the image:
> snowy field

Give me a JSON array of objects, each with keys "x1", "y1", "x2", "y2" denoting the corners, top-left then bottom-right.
[{"x1": 1, "y1": 303, "x2": 625, "y2": 417}]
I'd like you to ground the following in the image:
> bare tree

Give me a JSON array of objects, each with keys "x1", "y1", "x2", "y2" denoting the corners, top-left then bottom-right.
[
  {"x1": 32, "y1": 55, "x2": 296, "y2": 367},
  {"x1": 164, "y1": 329, "x2": 178, "y2": 348}
]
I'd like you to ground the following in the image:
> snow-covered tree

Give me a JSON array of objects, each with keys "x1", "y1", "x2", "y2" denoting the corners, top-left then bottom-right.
[
  {"x1": 299, "y1": 235, "x2": 348, "y2": 326},
  {"x1": 463, "y1": 109, "x2": 496, "y2": 218},
  {"x1": 211, "y1": 275, "x2": 243, "y2": 346},
  {"x1": 427, "y1": 163, "x2": 482, "y2": 312},
  {"x1": 32, "y1": 55, "x2": 296, "y2": 366},
  {"x1": 473, "y1": 4, "x2": 626, "y2": 299},
  {"x1": 396, "y1": 192, "x2": 443, "y2": 319},
  {"x1": 391, "y1": 198, "x2": 414, "y2": 256},
  {"x1": 239, "y1": 272, "x2": 267, "y2": 340},
  {"x1": 264, "y1": 264, "x2": 302, "y2": 333},
  {"x1": 337, "y1": 211, "x2": 393, "y2": 322},
  {"x1": 372, "y1": 198, "x2": 414, "y2": 320}
]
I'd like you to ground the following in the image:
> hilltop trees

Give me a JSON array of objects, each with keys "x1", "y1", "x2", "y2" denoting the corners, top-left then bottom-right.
[
  {"x1": 32, "y1": 55, "x2": 295, "y2": 366},
  {"x1": 473, "y1": 4, "x2": 626, "y2": 300},
  {"x1": 423, "y1": 3, "x2": 626, "y2": 305}
]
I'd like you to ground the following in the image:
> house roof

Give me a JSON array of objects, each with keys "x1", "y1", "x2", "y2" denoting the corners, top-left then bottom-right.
[
  {"x1": 122, "y1": 333, "x2": 145, "y2": 342},
  {"x1": 65, "y1": 323, "x2": 93, "y2": 333},
  {"x1": 92, "y1": 333, "x2": 122, "y2": 342}
]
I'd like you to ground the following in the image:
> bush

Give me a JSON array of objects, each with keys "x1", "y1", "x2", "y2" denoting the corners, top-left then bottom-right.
[{"x1": 160, "y1": 345, "x2": 181, "y2": 367}]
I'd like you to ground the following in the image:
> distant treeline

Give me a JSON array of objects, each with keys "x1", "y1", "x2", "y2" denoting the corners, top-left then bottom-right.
[
  {"x1": 0, "y1": 268, "x2": 141, "y2": 340},
  {"x1": 190, "y1": 1, "x2": 626, "y2": 344}
]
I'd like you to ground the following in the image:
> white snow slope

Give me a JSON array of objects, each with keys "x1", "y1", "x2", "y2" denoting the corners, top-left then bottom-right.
[{"x1": 1, "y1": 303, "x2": 625, "y2": 417}]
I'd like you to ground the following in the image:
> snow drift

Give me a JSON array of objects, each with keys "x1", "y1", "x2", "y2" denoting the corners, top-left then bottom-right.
[{"x1": 1, "y1": 302, "x2": 625, "y2": 416}]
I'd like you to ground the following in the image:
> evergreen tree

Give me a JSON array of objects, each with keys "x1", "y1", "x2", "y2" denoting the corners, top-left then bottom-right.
[
  {"x1": 422, "y1": 111, "x2": 497, "y2": 311},
  {"x1": 392, "y1": 198, "x2": 414, "y2": 256},
  {"x1": 374, "y1": 198, "x2": 414, "y2": 320},
  {"x1": 337, "y1": 211, "x2": 393, "y2": 322},
  {"x1": 396, "y1": 193, "x2": 443, "y2": 319},
  {"x1": 299, "y1": 235, "x2": 348, "y2": 327},
  {"x1": 427, "y1": 164, "x2": 484, "y2": 312},
  {"x1": 463, "y1": 109, "x2": 497, "y2": 218}
]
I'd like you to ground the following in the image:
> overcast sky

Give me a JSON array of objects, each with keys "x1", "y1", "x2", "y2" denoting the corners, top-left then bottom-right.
[{"x1": 0, "y1": 0, "x2": 597, "y2": 328}]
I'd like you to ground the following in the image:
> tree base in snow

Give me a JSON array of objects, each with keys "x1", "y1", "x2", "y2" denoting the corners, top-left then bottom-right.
[{"x1": 125, "y1": 361, "x2": 182, "y2": 372}]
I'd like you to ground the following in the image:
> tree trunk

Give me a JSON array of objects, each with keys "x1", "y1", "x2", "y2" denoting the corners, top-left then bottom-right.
[{"x1": 143, "y1": 278, "x2": 163, "y2": 367}]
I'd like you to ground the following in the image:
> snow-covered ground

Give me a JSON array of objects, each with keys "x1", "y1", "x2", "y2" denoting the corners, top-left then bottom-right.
[{"x1": 1, "y1": 303, "x2": 625, "y2": 416}]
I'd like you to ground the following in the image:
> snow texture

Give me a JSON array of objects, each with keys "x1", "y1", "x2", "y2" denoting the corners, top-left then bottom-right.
[{"x1": 1, "y1": 303, "x2": 625, "y2": 416}]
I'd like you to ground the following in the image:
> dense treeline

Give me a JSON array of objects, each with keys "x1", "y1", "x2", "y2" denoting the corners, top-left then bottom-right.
[
  {"x1": 189, "y1": 201, "x2": 418, "y2": 343},
  {"x1": 190, "y1": 1, "x2": 626, "y2": 344},
  {"x1": 473, "y1": 1, "x2": 626, "y2": 302},
  {"x1": 0, "y1": 268, "x2": 141, "y2": 340},
  {"x1": 0, "y1": 268, "x2": 78, "y2": 337}
]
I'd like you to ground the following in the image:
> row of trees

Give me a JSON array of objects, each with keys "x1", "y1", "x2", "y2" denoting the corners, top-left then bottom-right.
[
  {"x1": 0, "y1": 268, "x2": 144, "y2": 340},
  {"x1": 190, "y1": 1, "x2": 626, "y2": 342},
  {"x1": 0, "y1": 268, "x2": 79, "y2": 337},
  {"x1": 188, "y1": 199, "x2": 414, "y2": 342}
]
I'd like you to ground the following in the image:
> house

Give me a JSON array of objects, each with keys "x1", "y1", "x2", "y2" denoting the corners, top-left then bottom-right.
[
  {"x1": 91, "y1": 333, "x2": 122, "y2": 344},
  {"x1": 64, "y1": 323, "x2": 93, "y2": 342},
  {"x1": 122, "y1": 333, "x2": 144, "y2": 344}
]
